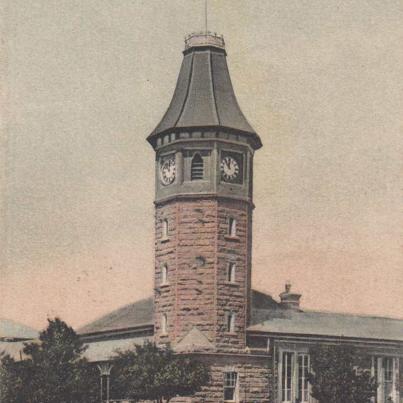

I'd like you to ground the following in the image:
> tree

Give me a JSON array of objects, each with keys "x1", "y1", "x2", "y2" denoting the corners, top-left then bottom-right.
[
  {"x1": 0, "y1": 351, "x2": 30, "y2": 403},
  {"x1": 0, "y1": 318, "x2": 98, "y2": 403},
  {"x1": 308, "y1": 344, "x2": 377, "y2": 403},
  {"x1": 111, "y1": 341, "x2": 210, "y2": 402}
]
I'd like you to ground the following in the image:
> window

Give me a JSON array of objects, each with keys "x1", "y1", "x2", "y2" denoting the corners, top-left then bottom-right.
[
  {"x1": 191, "y1": 153, "x2": 204, "y2": 180},
  {"x1": 161, "y1": 264, "x2": 168, "y2": 285},
  {"x1": 279, "y1": 351, "x2": 311, "y2": 403},
  {"x1": 227, "y1": 262, "x2": 236, "y2": 283},
  {"x1": 372, "y1": 356, "x2": 400, "y2": 403},
  {"x1": 162, "y1": 219, "x2": 168, "y2": 240},
  {"x1": 282, "y1": 352, "x2": 293, "y2": 402},
  {"x1": 298, "y1": 354, "x2": 310, "y2": 403},
  {"x1": 223, "y1": 372, "x2": 237, "y2": 401},
  {"x1": 161, "y1": 314, "x2": 167, "y2": 334},
  {"x1": 228, "y1": 217, "x2": 237, "y2": 237},
  {"x1": 226, "y1": 312, "x2": 235, "y2": 333}
]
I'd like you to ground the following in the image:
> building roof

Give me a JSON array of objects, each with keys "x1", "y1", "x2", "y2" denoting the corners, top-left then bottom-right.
[
  {"x1": 0, "y1": 319, "x2": 38, "y2": 340},
  {"x1": 0, "y1": 319, "x2": 38, "y2": 361},
  {"x1": 83, "y1": 335, "x2": 152, "y2": 362},
  {"x1": 78, "y1": 291, "x2": 278, "y2": 336},
  {"x1": 248, "y1": 308, "x2": 403, "y2": 343},
  {"x1": 78, "y1": 297, "x2": 153, "y2": 335},
  {"x1": 79, "y1": 290, "x2": 403, "y2": 344},
  {"x1": 148, "y1": 33, "x2": 262, "y2": 149}
]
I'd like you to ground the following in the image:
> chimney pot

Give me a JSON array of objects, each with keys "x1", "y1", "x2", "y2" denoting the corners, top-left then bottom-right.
[{"x1": 279, "y1": 283, "x2": 302, "y2": 311}]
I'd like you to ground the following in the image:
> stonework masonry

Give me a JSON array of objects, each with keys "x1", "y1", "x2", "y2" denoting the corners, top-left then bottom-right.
[
  {"x1": 154, "y1": 197, "x2": 253, "y2": 353},
  {"x1": 170, "y1": 353, "x2": 272, "y2": 403}
]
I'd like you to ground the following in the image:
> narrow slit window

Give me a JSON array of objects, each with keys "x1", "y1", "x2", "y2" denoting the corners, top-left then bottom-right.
[
  {"x1": 228, "y1": 263, "x2": 236, "y2": 283},
  {"x1": 226, "y1": 312, "x2": 235, "y2": 333},
  {"x1": 228, "y1": 217, "x2": 237, "y2": 237},
  {"x1": 161, "y1": 264, "x2": 168, "y2": 285},
  {"x1": 191, "y1": 153, "x2": 204, "y2": 180},
  {"x1": 161, "y1": 313, "x2": 167, "y2": 334},
  {"x1": 162, "y1": 219, "x2": 168, "y2": 239}
]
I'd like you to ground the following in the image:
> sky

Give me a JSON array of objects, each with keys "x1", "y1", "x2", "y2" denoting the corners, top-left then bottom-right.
[{"x1": 0, "y1": 0, "x2": 402, "y2": 331}]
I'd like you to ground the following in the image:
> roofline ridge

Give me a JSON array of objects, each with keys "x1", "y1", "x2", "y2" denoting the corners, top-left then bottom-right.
[
  {"x1": 221, "y1": 55, "x2": 255, "y2": 134},
  {"x1": 302, "y1": 308, "x2": 403, "y2": 322},
  {"x1": 173, "y1": 51, "x2": 194, "y2": 128},
  {"x1": 209, "y1": 48, "x2": 220, "y2": 126},
  {"x1": 77, "y1": 295, "x2": 153, "y2": 332}
]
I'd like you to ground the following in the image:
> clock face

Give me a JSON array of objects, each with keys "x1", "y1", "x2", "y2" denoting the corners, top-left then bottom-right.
[
  {"x1": 220, "y1": 152, "x2": 243, "y2": 183},
  {"x1": 160, "y1": 156, "x2": 176, "y2": 186},
  {"x1": 221, "y1": 156, "x2": 239, "y2": 181}
]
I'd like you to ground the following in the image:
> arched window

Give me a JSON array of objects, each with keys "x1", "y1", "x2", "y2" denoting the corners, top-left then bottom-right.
[
  {"x1": 227, "y1": 262, "x2": 236, "y2": 283},
  {"x1": 228, "y1": 217, "x2": 237, "y2": 237},
  {"x1": 191, "y1": 153, "x2": 204, "y2": 180},
  {"x1": 161, "y1": 264, "x2": 168, "y2": 285},
  {"x1": 161, "y1": 313, "x2": 167, "y2": 334},
  {"x1": 162, "y1": 219, "x2": 168, "y2": 240}
]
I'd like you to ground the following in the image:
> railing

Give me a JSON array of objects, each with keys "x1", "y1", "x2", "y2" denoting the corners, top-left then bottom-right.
[{"x1": 184, "y1": 31, "x2": 225, "y2": 50}]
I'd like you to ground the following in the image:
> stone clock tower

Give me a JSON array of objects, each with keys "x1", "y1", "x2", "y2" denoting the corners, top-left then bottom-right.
[{"x1": 147, "y1": 33, "x2": 262, "y2": 353}]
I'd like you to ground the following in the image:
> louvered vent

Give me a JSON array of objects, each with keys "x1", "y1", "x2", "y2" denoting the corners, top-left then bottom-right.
[{"x1": 191, "y1": 154, "x2": 204, "y2": 180}]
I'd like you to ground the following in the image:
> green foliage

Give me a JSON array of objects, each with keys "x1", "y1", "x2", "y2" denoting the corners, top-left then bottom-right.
[
  {"x1": 0, "y1": 318, "x2": 98, "y2": 403},
  {"x1": 111, "y1": 341, "x2": 210, "y2": 402},
  {"x1": 308, "y1": 344, "x2": 377, "y2": 403},
  {"x1": 0, "y1": 351, "x2": 29, "y2": 403}
]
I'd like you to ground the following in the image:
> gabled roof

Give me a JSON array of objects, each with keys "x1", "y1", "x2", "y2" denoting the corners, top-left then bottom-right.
[
  {"x1": 248, "y1": 308, "x2": 403, "y2": 343},
  {"x1": 175, "y1": 327, "x2": 215, "y2": 353},
  {"x1": 148, "y1": 34, "x2": 262, "y2": 149}
]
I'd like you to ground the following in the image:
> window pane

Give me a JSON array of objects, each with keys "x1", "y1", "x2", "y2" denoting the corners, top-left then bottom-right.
[
  {"x1": 229, "y1": 218, "x2": 236, "y2": 236},
  {"x1": 282, "y1": 352, "x2": 292, "y2": 402},
  {"x1": 162, "y1": 219, "x2": 168, "y2": 238},
  {"x1": 228, "y1": 263, "x2": 235, "y2": 282},
  {"x1": 298, "y1": 354, "x2": 309, "y2": 402},
  {"x1": 161, "y1": 265, "x2": 167, "y2": 284},
  {"x1": 223, "y1": 372, "x2": 237, "y2": 401},
  {"x1": 224, "y1": 388, "x2": 234, "y2": 400},
  {"x1": 226, "y1": 313, "x2": 235, "y2": 332},
  {"x1": 161, "y1": 314, "x2": 167, "y2": 334}
]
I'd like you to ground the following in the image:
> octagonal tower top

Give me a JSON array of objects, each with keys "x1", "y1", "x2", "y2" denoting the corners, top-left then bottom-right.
[
  {"x1": 184, "y1": 31, "x2": 225, "y2": 51},
  {"x1": 147, "y1": 32, "x2": 262, "y2": 150}
]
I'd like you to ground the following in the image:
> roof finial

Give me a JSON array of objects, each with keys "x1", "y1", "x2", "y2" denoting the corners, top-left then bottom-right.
[{"x1": 205, "y1": 0, "x2": 208, "y2": 35}]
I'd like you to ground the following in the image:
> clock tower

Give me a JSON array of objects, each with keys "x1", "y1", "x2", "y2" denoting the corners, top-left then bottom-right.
[{"x1": 147, "y1": 33, "x2": 262, "y2": 352}]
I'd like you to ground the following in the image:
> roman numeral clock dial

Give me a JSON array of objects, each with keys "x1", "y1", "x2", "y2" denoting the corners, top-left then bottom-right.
[
  {"x1": 220, "y1": 152, "x2": 243, "y2": 184},
  {"x1": 160, "y1": 156, "x2": 176, "y2": 185}
]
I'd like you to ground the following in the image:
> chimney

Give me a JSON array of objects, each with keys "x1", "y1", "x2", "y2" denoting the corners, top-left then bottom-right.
[{"x1": 279, "y1": 282, "x2": 302, "y2": 310}]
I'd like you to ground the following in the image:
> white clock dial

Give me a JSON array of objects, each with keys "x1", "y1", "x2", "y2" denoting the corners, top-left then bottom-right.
[
  {"x1": 160, "y1": 157, "x2": 176, "y2": 185},
  {"x1": 220, "y1": 156, "x2": 240, "y2": 181}
]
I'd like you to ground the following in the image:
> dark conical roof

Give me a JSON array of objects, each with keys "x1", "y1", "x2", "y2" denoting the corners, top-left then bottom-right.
[{"x1": 148, "y1": 33, "x2": 262, "y2": 149}]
